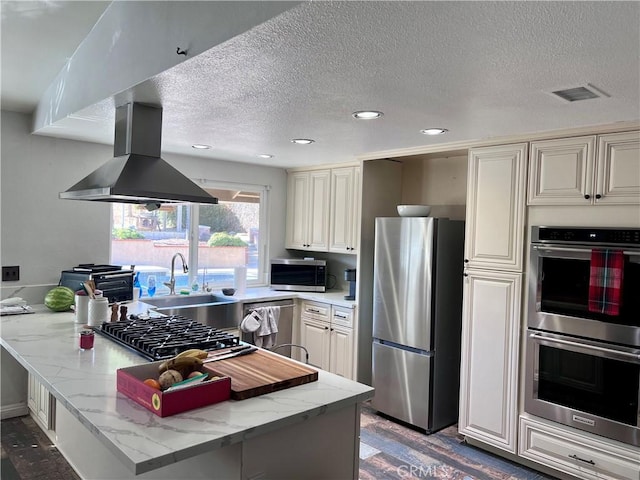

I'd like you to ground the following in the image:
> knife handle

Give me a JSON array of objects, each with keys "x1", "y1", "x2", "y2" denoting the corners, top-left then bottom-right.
[{"x1": 204, "y1": 347, "x2": 257, "y2": 363}]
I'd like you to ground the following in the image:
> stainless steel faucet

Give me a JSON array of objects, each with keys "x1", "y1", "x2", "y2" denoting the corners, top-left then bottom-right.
[{"x1": 163, "y1": 253, "x2": 188, "y2": 295}]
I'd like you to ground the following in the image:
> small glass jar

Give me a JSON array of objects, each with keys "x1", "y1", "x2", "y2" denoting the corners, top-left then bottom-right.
[{"x1": 79, "y1": 329, "x2": 95, "y2": 350}]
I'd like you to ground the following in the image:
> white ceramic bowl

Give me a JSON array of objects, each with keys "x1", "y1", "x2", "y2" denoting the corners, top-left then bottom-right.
[{"x1": 397, "y1": 205, "x2": 432, "y2": 217}]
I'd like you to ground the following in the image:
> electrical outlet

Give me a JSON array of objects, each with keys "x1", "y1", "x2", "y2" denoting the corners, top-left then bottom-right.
[{"x1": 2, "y1": 266, "x2": 20, "y2": 282}]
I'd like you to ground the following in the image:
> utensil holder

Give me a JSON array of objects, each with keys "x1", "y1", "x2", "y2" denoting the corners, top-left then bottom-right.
[
  {"x1": 74, "y1": 293, "x2": 89, "y2": 324},
  {"x1": 88, "y1": 297, "x2": 109, "y2": 327}
]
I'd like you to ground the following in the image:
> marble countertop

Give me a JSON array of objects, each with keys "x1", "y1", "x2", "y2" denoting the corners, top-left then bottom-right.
[
  {"x1": 1, "y1": 306, "x2": 373, "y2": 475},
  {"x1": 190, "y1": 287, "x2": 358, "y2": 308}
]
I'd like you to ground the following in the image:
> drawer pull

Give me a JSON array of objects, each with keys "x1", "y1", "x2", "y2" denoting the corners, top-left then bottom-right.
[
  {"x1": 568, "y1": 454, "x2": 595, "y2": 466},
  {"x1": 308, "y1": 308, "x2": 320, "y2": 313},
  {"x1": 334, "y1": 313, "x2": 349, "y2": 319}
]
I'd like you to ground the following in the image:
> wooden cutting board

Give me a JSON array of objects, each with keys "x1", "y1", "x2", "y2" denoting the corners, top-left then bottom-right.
[{"x1": 201, "y1": 349, "x2": 318, "y2": 400}]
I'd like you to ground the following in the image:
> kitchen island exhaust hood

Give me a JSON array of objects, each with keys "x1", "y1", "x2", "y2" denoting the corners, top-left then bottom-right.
[{"x1": 60, "y1": 103, "x2": 218, "y2": 205}]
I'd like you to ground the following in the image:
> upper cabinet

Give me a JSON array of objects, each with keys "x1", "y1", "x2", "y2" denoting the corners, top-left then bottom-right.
[
  {"x1": 286, "y1": 170, "x2": 331, "y2": 251},
  {"x1": 464, "y1": 143, "x2": 527, "y2": 272},
  {"x1": 329, "y1": 166, "x2": 361, "y2": 254},
  {"x1": 596, "y1": 131, "x2": 640, "y2": 205},
  {"x1": 528, "y1": 131, "x2": 640, "y2": 205},
  {"x1": 286, "y1": 165, "x2": 361, "y2": 254}
]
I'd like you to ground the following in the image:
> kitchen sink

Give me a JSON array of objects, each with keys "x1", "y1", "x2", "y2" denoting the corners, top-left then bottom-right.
[
  {"x1": 141, "y1": 294, "x2": 242, "y2": 330},
  {"x1": 142, "y1": 294, "x2": 232, "y2": 309}
]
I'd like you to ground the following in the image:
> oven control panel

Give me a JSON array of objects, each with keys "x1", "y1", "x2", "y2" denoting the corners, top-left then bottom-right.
[{"x1": 534, "y1": 226, "x2": 640, "y2": 245}]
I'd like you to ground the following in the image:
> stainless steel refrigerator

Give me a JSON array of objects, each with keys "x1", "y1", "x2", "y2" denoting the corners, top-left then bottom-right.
[{"x1": 372, "y1": 217, "x2": 464, "y2": 432}]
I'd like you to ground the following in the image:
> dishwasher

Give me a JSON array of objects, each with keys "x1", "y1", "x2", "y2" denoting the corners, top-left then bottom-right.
[{"x1": 241, "y1": 299, "x2": 306, "y2": 360}]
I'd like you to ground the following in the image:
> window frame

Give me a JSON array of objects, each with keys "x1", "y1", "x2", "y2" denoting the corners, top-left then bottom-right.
[
  {"x1": 109, "y1": 179, "x2": 270, "y2": 291},
  {"x1": 192, "y1": 178, "x2": 270, "y2": 288}
]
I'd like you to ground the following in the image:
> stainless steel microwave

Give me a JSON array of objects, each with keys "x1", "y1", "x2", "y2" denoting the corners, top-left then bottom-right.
[{"x1": 270, "y1": 258, "x2": 327, "y2": 292}]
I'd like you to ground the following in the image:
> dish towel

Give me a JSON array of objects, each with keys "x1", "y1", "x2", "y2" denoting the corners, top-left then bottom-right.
[
  {"x1": 240, "y1": 306, "x2": 280, "y2": 348},
  {"x1": 588, "y1": 249, "x2": 624, "y2": 315}
]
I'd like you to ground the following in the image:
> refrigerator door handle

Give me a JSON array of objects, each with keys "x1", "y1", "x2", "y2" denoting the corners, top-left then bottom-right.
[{"x1": 373, "y1": 338, "x2": 433, "y2": 356}]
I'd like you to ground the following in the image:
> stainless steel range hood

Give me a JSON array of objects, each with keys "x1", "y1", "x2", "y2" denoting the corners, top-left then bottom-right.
[{"x1": 60, "y1": 103, "x2": 218, "y2": 205}]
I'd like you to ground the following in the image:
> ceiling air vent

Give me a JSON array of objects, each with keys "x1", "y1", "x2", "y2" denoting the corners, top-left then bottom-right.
[{"x1": 550, "y1": 84, "x2": 610, "y2": 102}]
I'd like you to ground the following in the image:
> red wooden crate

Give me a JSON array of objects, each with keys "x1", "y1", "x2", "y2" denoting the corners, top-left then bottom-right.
[{"x1": 117, "y1": 362, "x2": 231, "y2": 417}]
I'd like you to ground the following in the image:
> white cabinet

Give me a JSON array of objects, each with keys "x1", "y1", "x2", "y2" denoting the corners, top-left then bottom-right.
[
  {"x1": 285, "y1": 170, "x2": 331, "y2": 251},
  {"x1": 300, "y1": 301, "x2": 354, "y2": 379},
  {"x1": 458, "y1": 269, "x2": 522, "y2": 454},
  {"x1": 596, "y1": 131, "x2": 640, "y2": 205},
  {"x1": 464, "y1": 143, "x2": 527, "y2": 272},
  {"x1": 519, "y1": 415, "x2": 640, "y2": 480},
  {"x1": 300, "y1": 301, "x2": 332, "y2": 370},
  {"x1": 527, "y1": 135, "x2": 596, "y2": 204},
  {"x1": 328, "y1": 305, "x2": 355, "y2": 378},
  {"x1": 27, "y1": 373, "x2": 55, "y2": 433},
  {"x1": 528, "y1": 131, "x2": 640, "y2": 205},
  {"x1": 460, "y1": 143, "x2": 526, "y2": 454},
  {"x1": 286, "y1": 164, "x2": 361, "y2": 254},
  {"x1": 329, "y1": 166, "x2": 360, "y2": 254}
]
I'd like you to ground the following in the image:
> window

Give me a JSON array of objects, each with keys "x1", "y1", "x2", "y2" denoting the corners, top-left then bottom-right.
[{"x1": 111, "y1": 183, "x2": 266, "y2": 297}]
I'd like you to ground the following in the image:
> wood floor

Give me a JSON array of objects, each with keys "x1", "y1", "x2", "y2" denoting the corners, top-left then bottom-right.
[
  {"x1": 359, "y1": 404, "x2": 556, "y2": 480},
  {"x1": 2, "y1": 406, "x2": 557, "y2": 479},
  {"x1": 1, "y1": 415, "x2": 79, "y2": 480}
]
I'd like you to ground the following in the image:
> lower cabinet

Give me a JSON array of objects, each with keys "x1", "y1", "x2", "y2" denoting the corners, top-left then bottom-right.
[
  {"x1": 519, "y1": 415, "x2": 640, "y2": 480},
  {"x1": 27, "y1": 373, "x2": 55, "y2": 434},
  {"x1": 458, "y1": 269, "x2": 522, "y2": 454},
  {"x1": 300, "y1": 301, "x2": 354, "y2": 379}
]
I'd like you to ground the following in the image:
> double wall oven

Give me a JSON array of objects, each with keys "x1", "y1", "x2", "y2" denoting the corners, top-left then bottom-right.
[{"x1": 526, "y1": 226, "x2": 640, "y2": 447}]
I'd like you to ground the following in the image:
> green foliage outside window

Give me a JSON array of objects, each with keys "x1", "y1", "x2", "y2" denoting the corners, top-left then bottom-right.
[
  {"x1": 200, "y1": 204, "x2": 244, "y2": 234},
  {"x1": 112, "y1": 227, "x2": 145, "y2": 239},
  {"x1": 207, "y1": 232, "x2": 248, "y2": 247}
]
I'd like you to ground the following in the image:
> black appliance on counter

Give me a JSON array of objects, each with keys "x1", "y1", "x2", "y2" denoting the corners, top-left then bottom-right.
[
  {"x1": 344, "y1": 269, "x2": 356, "y2": 300},
  {"x1": 60, "y1": 264, "x2": 134, "y2": 304},
  {"x1": 97, "y1": 315, "x2": 240, "y2": 361}
]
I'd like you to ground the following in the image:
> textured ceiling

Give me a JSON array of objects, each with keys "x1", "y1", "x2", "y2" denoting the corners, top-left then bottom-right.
[{"x1": 2, "y1": 1, "x2": 639, "y2": 168}]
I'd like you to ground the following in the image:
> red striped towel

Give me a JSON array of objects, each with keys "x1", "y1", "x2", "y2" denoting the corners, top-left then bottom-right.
[{"x1": 588, "y1": 249, "x2": 624, "y2": 315}]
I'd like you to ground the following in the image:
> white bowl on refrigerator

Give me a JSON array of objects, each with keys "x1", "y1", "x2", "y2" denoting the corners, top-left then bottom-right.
[{"x1": 396, "y1": 205, "x2": 432, "y2": 217}]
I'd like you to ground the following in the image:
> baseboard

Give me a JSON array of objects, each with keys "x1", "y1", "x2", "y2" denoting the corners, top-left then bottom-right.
[{"x1": 1, "y1": 402, "x2": 29, "y2": 419}]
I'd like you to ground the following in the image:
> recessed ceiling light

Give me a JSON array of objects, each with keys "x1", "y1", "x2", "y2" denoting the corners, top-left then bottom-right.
[
  {"x1": 352, "y1": 110, "x2": 383, "y2": 120},
  {"x1": 420, "y1": 128, "x2": 448, "y2": 135},
  {"x1": 258, "y1": 154, "x2": 274, "y2": 159},
  {"x1": 192, "y1": 144, "x2": 211, "y2": 149},
  {"x1": 291, "y1": 139, "x2": 315, "y2": 145}
]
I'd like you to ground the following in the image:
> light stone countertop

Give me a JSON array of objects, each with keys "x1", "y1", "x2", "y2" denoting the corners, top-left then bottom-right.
[
  {"x1": 199, "y1": 286, "x2": 358, "y2": 308},
  {"x1": 0, "y1": 305, "x2": 373, "y2": 475}
]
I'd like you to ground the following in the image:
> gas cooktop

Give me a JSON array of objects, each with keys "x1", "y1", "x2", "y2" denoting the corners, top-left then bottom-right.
[{"x1": 97, "y1": 315, "x2": 240, "y2": 361}]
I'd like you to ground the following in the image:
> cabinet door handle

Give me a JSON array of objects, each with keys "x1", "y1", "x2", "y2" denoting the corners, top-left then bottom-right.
[
  {"x1": 324, "y1": 326, "x2": 329, "y2": 330},
  {"x1": 584, "y1": 194, "x2": 591, "y2": 200},
  {"x1": 463, "y1": 273, "x2": 468, "y2": 277},
  {"x1": 568, "y1": 454, "x2": 595, "y2": 466},
  {"x1": 330, "y1": 328, "x2": 334, "y2": 331},
  {"x1": 464, "y1": 259, "x2": 469, "y2": 263},
  {"x1": 595, "y1": 194, "x2": 602, "y2": 199}
]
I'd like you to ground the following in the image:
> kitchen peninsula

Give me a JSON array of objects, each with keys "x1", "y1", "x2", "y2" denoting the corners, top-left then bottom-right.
[{"x1": 1, "y1": 306, "x2": 373, "y2": 479}]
